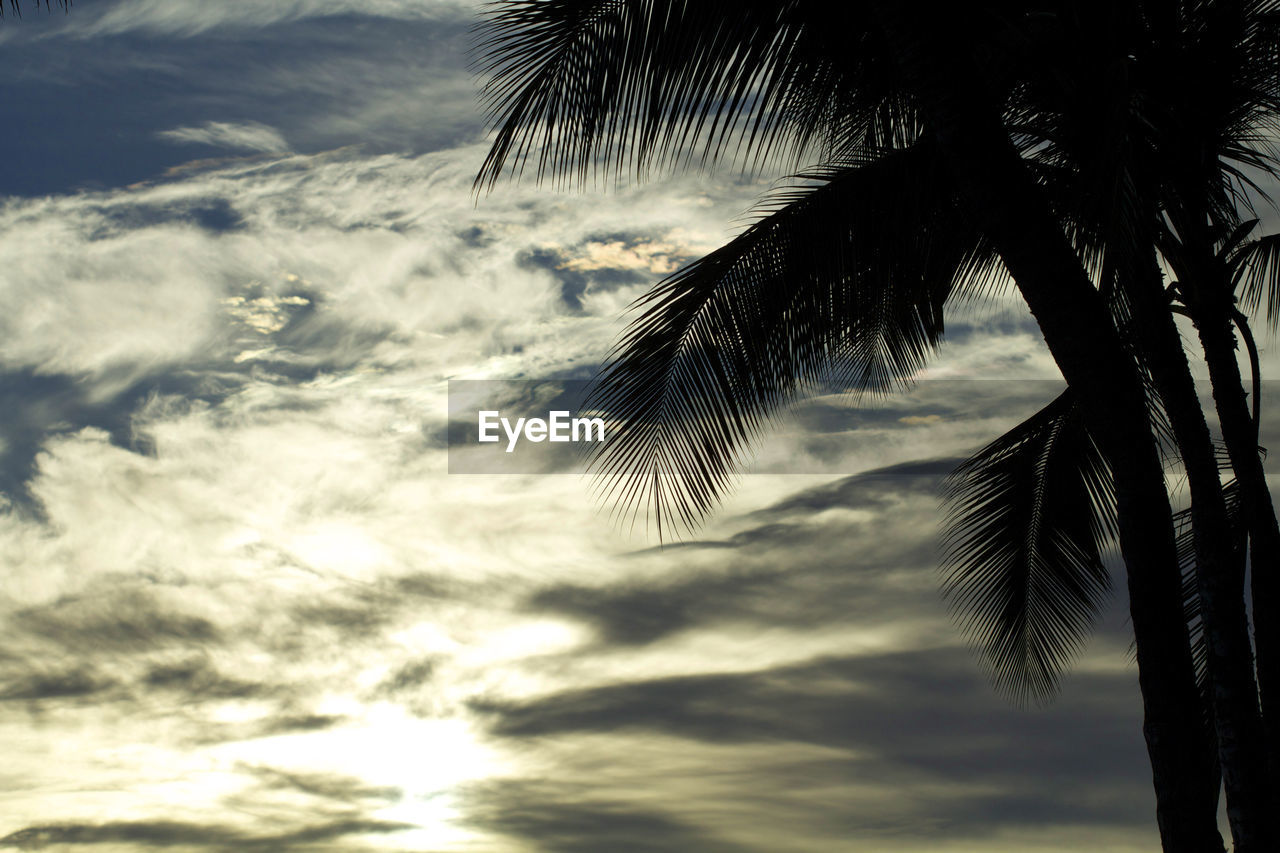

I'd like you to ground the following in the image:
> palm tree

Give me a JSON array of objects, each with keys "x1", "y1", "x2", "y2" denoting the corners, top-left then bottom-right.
[
  {"x1": 986, "y1": 3, "x2": 1280, "y2": 840},
  {"x1": 1131, "y1": 4, "x2": 1280, "y2": 795},
  {"x1": 858, "y1": 7, "x2": 1265, "y2": 848},
  {"x1": 851, "y1": 7, "x2": 1280, "y2": 844},
  {"x1": 472, "y1": 2, "x2": 1263, "y2": 848}
]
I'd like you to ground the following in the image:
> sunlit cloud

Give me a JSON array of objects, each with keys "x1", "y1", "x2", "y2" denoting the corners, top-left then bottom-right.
[{"x1": 159, "y1": 121, "x2": 290, "y2": 154}]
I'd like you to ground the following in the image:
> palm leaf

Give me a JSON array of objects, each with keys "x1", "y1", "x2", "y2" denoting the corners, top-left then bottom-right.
[
  {"x1": 1231, "y1": 233, "x2": 1280, "y2": 329},
  {"x1": 472, "y1": 0, "x2": 900, "y2": 189},
  {"x1": 1, "y1": 0, "x2": 68, "y2": 15},
  {"x1": 584, "y1": 140, "x2": 1002, "y2": 536},
  {"x1": 941, "y1": 389, "x2": 1116, "y2": 705}
]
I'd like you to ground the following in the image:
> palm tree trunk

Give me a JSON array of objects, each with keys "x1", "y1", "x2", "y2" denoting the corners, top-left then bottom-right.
[
  {"x1": 1163, "y1": 200, "x2": 1280, "y2": 806},
  {"x1": 1126, "y1": 246, "x2": 1272, "y2": 846},
  {"x1": 1191, "y1": 285, "x2": 1280, "y2": 807},
  {"x1": 870, "y1": 8, "x2": 1225, "y2": 849}
]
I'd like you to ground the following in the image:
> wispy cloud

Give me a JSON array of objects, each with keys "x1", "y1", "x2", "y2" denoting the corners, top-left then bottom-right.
[
  {"x1": 158, "y1": 121, "x2": 289, "y2": 153},
  {"x1": 0, "y1": 0, "x2": 471, "y2": 41}
]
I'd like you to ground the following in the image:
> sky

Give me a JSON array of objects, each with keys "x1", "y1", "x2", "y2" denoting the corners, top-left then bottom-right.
[{"x1": 1, "y1": 2, "x2": 1278, "y2": 851}]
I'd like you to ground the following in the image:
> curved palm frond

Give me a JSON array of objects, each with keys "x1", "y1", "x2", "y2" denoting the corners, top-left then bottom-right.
[
  {"x1": 0, "y1": 0, "x2": 68, "y2": 16},
  {"x1": 584, "y1": 140, "x2": 1002, "y2": 536},
  {"x1": 940, "y1": 389, "x2": 1116, "y2": 705},
  {"x1": 1232, "y1": 232, "x2": 1280, "y2": 329},
  {"x1": 472, "y1": 0, "x2": 902, "y2": 189}
]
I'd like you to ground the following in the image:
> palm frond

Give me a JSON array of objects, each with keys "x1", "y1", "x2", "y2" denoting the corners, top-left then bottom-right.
[
  {"x1": 1231, "y1": 232, "x2": 1280, "y2": 329},
  {"x1": 940, "y1": 389, "x2": 1116, "y2": 706},
  {"x1": 0, "y1": 0, "x2": 68, "y2": 16},
  {"x1": 471, "y1": 0, "x2": 897, "y2": 189},
  {"x1": 584, "y1": 141, "x2": 1001, "y2": 537}
]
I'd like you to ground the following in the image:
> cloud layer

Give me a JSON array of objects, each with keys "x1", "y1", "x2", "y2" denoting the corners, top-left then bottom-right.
[{"x1": 158, "y1": 121, "x2": 290, "y2": 153}]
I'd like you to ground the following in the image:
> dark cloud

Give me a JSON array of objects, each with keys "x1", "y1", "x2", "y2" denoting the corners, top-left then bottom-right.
[
  {"x1": 142, "y1": 658, "x2": 263, "y2": 700},
  {"x1": 259, "y1": 573, "x2": 477, "y2": 659},
  {"x1": 517, "y1": 247, "x2": 592, "y2": 312},
  {"x1": 258, "y1": 713, "x2": 347, "y2": 736},
  {"x1": 524, "y1": 459, "x2": 958, "y2": 647},
  {"x1": 470, "y1": 649, "x2": 1152, "y2": 836},
  {"x1": 288, "y1": 601, "x2": 399, "y2": 639},
  {"x1": 281, "y1": 577, "x2": 459, "y2": 641},
  {"x1": 85, "y1": 198, "x2": 246, "y2": 238},
  {"x1": 526, "y1": 581, "x2": 709, "y2": 647},
  {"x1": 0, "y1": 303, "x2": 402, "y2": 511},
  {"x1": 456, "y1": 225, "x2": 496, "y2": 248},
  {"x1": 392, "y1": 571, "x2": 462, "y2": 599},
  {"x1": 0, "y1": 818, "x2": 415, "y2": 850},
  {"x1": 0, "y1": 369, "x2": 158, "y2": 511},
  {"x1": 182, "y1": 712, "x2": 349, "y2": 748},
  {"x1": 515, "y1": 242, "x2": 649, "y2": 312},
  {"x1": 464, "y1": 780, "x2": 755, "y2": 853},
  {"x1": 374, "y1": 658, "x2": 437, "y2": 697},
  {"x1": 523, "y1": 551, "x2": 902, "y2": 648},
  {"x1": 0, "y1": 668, "x2": 112, "y2": 703},
  {"x1": 0, "y1": 365, "x2": 252, "y2": 512},
  {"x1": 749, "y1": 457, "x2": 957, "y2": 517},
  {"x1": 472, "y1": 648, "x2": 1142, "y2": 775},
  {"x1": 245, "y1": 765, "x2": 402, "y2": 806},
  {"x1": 942, "y1": 315, "x2": 1041, "y2": 344},
  {"x1": 15, "y1": 589, "x2": 220, "y2": 653}
]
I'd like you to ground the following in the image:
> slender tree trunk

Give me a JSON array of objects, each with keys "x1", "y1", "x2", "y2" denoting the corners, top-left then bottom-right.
[
  {"x1": 1190, "y1": 280, "x2": 1280, "y2": 806},
  {"x1": 871, "y1": 8, "x2": 1225, "y2": 850},
  {"x1": 1125, "y1": 246, "x2": 1272, "y2": 846}
]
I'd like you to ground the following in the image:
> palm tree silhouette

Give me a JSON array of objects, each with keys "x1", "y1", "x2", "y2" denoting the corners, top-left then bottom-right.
[
  {"x1": 977, "y1": 5, "x2": 1280, "y2": 845},
  {"x1": 473, "y1": 2, "x2": 1280, "y2": 850},
  {"x1": 941, "y1": 7, "x2": 1280, "y2": 842}
]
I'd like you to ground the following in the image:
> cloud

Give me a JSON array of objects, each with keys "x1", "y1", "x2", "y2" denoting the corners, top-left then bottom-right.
[
  {"x1": 0, "y1": 668, "x2": 111, "y2": 703},
  {"x1": 522, "y1": 462, "x2": 952, "y2": 649},
  {"x1": 0, "y1": 7, "x2": 482, "y2": 196},
  {"x1": 142, "y1": 658, "x2": 264, "y2": 700},
  {"x1": 0, "y1": 0, "x2": 471, "y2": 40},
  {"x1": 467, "y1": 650, "x2": 1153, "y2": 844},
  {"x1": 158, "y1": 121, "x2": 289, "y2": 154},
  {"x1": 463, "y1": 780, "x2": 755, "y2": 853},
  {"x1": 14, "y1": 585, "x2": 221, "y2": 653},
  {"x1": 0, "y1": 818, "x2": 415, "y2": 850},
  {"x1": 246, "y1": 764, "x2": 403, "y2": 807}
]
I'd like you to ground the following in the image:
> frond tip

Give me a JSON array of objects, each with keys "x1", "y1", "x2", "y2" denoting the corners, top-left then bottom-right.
[
  {"x1": 1232, "y1": 232, "x2": 1280, "y2": 331},
  {"x1": 0, "y1": 0, "x2": 70, "y2": 17},
  {"x1": 941, "y1": 390, "x2": 1116, "y2": 706}
]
